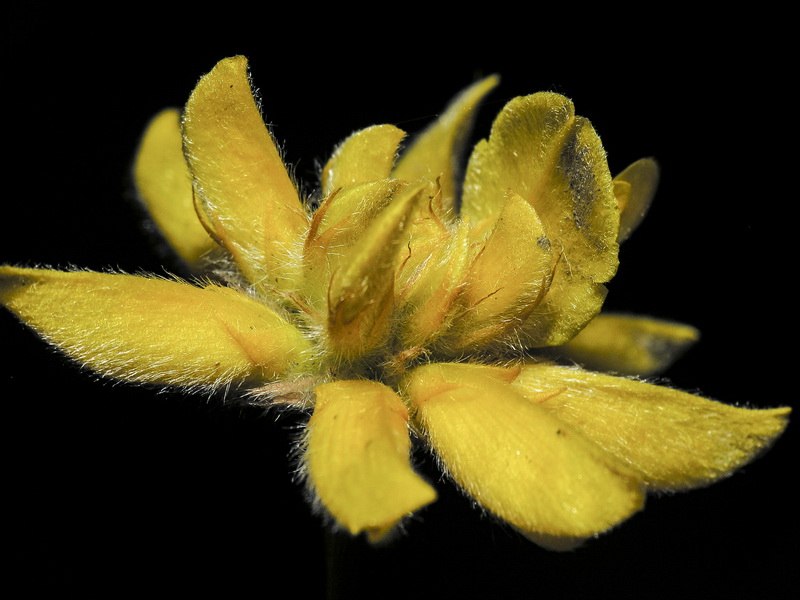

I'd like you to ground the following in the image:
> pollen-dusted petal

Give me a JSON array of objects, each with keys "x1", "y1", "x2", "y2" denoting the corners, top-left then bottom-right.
[
  {"x1": 462, "y1": 92, "x2": 619, "y2": 279},
  {"x1": 133, "y1": 109, "x2": 216, "y2": 268},
  {"x1": 442, "y1": 192, "x2": 554, "y2": 351},
  {"x1": 614, "y1": 158, "x2": 660, "y2": 242},
  {"x1": 182, "y1": 56, "x2": 309, "y2": 291},
  {"x1": 0, "y1": 267, "x2": 311, "y2": 389},
  {"x1": 306, "y1": 380, "x2": 436, "y2": 540},
  {"x1": 404, "y1": 363, "x2": 645, "y2": 540},
  {"x1": 394, "y1": 75, "x2": 499, "y2": 212},
  {"x1": 461, "y1": 93, "x2": 620, "y2": 347},
  {"x1": 327, "y1": 183, "x2": 425, "y2": 358},
  {"x1": 321, "y1": 125, "x2": 406, "y2": 196},
  {"x1": 512, "y1": 361, "x2": 791, "y2": 490},
  {"x1": 553, "y1": 313, "x2": 699, "y2": 376}
]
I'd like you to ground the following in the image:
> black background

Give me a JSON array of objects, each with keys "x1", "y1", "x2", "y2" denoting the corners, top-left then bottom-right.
[{"x1": 4, "y1": 7, "x2": 795, "y2": 598}]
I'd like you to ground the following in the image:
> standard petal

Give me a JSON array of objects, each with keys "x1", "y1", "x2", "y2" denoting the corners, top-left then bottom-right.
[
  {"x1": 461, "y1": 92, "x2": 619, "y2": 280},
  {"x1": 461, "y1": 93, "x2": 620, "y2": 347},
  {"x1": 306, "y1": 380, "x2": 436, "y2": 540},
  {"x1": 394, "y1": 75, "x2": 499, "y2": 212},
  {"x1": 182, "y1": 56, "x2": 309, "y2": 291},
  {"x1": 321, "y1": 125, "x2": 405, "y2": 196},
  {"x1": 552, "y1": 313, "x2": 699, "y2": 376},
  {"x1": 404, "y1": 363, "x2": 644, "y2": 540},
  {"x1": 512, "y1": 361, "x2": 791, "y2": 490},
  {"x1": 614, "y1": 158, "x2": 660, "y2": 243},
  {"x1": 0, "y1": 267, "x2": 311, "y2": 389},
  {"x1": 133, "y1": 109, "x2": 217, "y2": 268}
]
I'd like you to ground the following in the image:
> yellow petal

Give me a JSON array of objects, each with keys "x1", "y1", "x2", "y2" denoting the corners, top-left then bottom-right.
[
  {"x1": 394, "y1": 75, "x2": 499, "y2": 212},
  {"x1": 462, "y1": 92, "x2": 619, "y2": 279},
  {"x1": 461, "y1": 93, "x2": 620, "y2": 347},
  {"x1": 443, "y1": 191, "x2": 554, "y2": 351},
  {"x1": 321, "y1": 125, "x2": 405, "y2": 196},
  {"x1": 306, "y1": 380, "x2": 436, "y2": 540},
  {"x1": 404, "y1": 363, "x2": 644, "y2": 540},
  {"x1": 397, "y1": 219, "x2": 472, "y2": 349},
  {"x1": 0, "y1": 267, "x2": 311, "y2": 389},
  {"x1": 327, "y1": 183, "x2": 425, "y2": 358},
  {"x1": 302, "y1": 180, "x2": 406, "y2": 308},
  {"x1": 614, "y1": 158, "x2": 660, "y2": 242},
  {"x1": 553, "y1": 313, "x2": 699, "y2": 376},
  {"x1": 182, "y1": 56, "x2": 309, "y2": 291},
  {"x1": 311, "y1": 179, "x2": 406, "y2": 255},
  {"x1": 512, "y1": 361, "x2": 791, "y2": 490},
  {"x1": 133, "y1": 109, "x2": 217, "y2": 268}
]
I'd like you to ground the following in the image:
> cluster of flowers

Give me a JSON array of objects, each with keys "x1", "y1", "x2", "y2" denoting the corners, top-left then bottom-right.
[{"x1": 1, "y1": 56, "x2": 788, "y2": 550}]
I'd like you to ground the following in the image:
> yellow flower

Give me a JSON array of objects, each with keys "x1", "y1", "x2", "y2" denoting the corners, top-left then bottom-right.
[{"x1": 0, "y1": 56, "x2": 789, "y2": 550}]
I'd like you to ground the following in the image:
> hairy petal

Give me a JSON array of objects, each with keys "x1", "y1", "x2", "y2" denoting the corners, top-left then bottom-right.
[
  {"x1": 0, "y1": 267, "x2": 311, "y2": 389},
  {"x1": 442, "y1": 192, "x2": 554, "y2": 351},
  {"x1": 394, "y1": 75, "x2": 499, "y2": 212},
  {"x1": 614, "y1": 158, "x2": 660, "y2": 243},
  {"x1": 133, "y1": 109, "x2": 216, "y2": 268},
  {"x1": 182, "y1": 56, "x2": 309, "y2": 292},
  {"x1": 311, "y1": 180, "x2": 407, "y2": 256},
  {"x1": 512, "y1": 361, "x2": 791, "y2": 490},
  {"x1": 461, "y1": 93, "x2": 620, "y2": 346},
  {"x1": 404, "y1": 363, "x2": 644, "y2": 541},
  {"x1": 306, "y1": 380, "x2": 436, "y2": 541},
  {"x1": 552, "y1": 313, "x2": 699, "y2": 376},
  {"x1": 327, "y1": 183, "x2": 425, "y2": 358},
  {"x1": 302, "y1": 180, "x2": 407, "y2": 308},
  {"x1": 322, "y1": 125, "x2": 405, "y2": 196},
  {"x1": 397, "y1": 219, "x2": 472, "y2": 349}
]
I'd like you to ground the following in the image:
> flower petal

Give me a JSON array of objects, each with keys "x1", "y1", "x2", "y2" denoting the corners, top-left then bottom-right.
[
  {"x1": 512, "y1": 361, "x2": 791, "y2": 490},
  {"x1": 552, "y1": 313, "x2": 699, "y2": 376},
  {"x1": 133, "y1": 109, "x2": 216, "y2": 268},
  {"x1": 461, "y1": 93, "x2": 620, "y2": 347},
  {"x1": 306, "y1": 380, "x2": 436, "y2": 540},
  {"x1": 394, "y1": 75, "x2": 499, "y2": 212},
  {"x1": 321, "y1": 125, "x2": 405, "y2": 196},
  {"x1": 327, "y1": 183, "x2": 425, "y2": 358},
  {"x1": 0, "y1": 267, "x2": 311, "y2": 389},
  {"x1": 182, "y1": 56, "x2": 309, "y2": 291},
  {"x1": 311, "y1": 180, "x2": 406, "y2": 255},
  {"x1": 442, "y1": 191, "x2": 554, "y2": 351},
  {"x1": 397, "y1": 219, "x2": 472, "y2": 349},
  {"x1": 404, "y1": 363, "x2": 645, "y2": 540},
  {"x1": 302, "y1": 179, "x2": 406, "y2": 308},
  {"x1": 614, "y1": 158, "x2": 660, "y2": 243}
]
